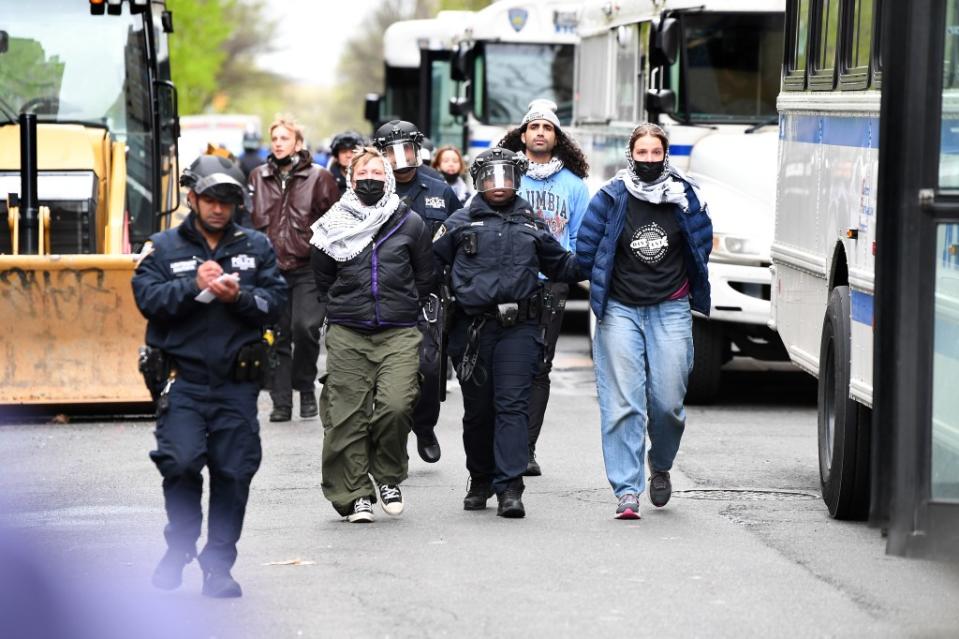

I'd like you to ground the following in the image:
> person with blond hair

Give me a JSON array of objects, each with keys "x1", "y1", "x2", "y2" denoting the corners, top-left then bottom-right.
[
  {"x1": 309, "y1": 147, "x2": 434, "y2": 523},
  {"x1": 249, "y1": 115, "x2": 338, "y2": 423}
]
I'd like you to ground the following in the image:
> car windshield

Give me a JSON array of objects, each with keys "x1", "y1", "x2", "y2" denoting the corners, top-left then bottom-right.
[
  {"x1": 671, "y1": 12, "x2": 784, "y2": 123},
  {"x1": 0, "y1": 0, "x2": 148, "y2": 133},
  {"x1": 482, "y1": 43, "x2": 574, "y2": 126}
]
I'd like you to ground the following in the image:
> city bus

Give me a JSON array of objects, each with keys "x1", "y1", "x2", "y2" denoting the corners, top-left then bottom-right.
[
  {"x1": 773, "y1": 0, "x2": 959, "y2": 555},
  {"x1": 446, "y1": 0, "x2": 580, "y2": 156},
  {"x1": 365, "y1": 10, "x2": 473, "y2": 150},
  {"x1": 569, "y1": 0, "x2": 788, "y2": 403}
]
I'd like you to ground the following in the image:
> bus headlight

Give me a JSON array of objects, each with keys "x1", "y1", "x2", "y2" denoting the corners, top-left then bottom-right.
[{"x1": 711, "y1": 233, "x2": 762, "y2": 264}]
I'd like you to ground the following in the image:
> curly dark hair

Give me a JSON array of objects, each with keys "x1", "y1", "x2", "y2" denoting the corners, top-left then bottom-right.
[{"x1": 498, "y1": 126, "x2": 590, "y2": 179}]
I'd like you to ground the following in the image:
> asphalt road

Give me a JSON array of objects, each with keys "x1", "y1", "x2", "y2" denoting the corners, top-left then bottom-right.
[{"x1": 1, "y1": 334, "x2": 958, "y2": 638}]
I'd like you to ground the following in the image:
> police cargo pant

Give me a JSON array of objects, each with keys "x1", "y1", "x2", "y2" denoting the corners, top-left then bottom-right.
[
  {"x1": 411, "y1": 315, "x2": 442, "y2": 439},
  {"x1": 149, "y1": 379, "x2": 262, "y2": 572},
  {"x1": 448, "y1": 318, "x2": 543, "y2": 494},
  {"x1": 320, "y1": 324, "x2": 422, "y2": 516},
  {"x1": 272, "y1": 266, "x2": 327, "y2": 409}
]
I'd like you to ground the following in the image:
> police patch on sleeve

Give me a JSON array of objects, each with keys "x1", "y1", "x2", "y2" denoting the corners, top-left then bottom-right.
[{"x1": 432, "y1": 225, "x2": 448, "y2": 242}]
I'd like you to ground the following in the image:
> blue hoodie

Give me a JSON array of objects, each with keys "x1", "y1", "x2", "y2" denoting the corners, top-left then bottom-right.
[{"x1": 518, "y1": 167, "x2": 590, "y2": 252}]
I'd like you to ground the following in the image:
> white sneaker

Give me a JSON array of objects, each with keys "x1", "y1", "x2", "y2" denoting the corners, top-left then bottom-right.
[
  {"x1": 347, "y1": 497, "x2": 374, "y2": 523},
  {"x1": 378, "y1": 484, "x2": 404, "y2": 516}
]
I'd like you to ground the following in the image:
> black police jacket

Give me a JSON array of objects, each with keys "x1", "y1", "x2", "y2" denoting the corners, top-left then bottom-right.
[
  {"x1": 132, "y1": 212, "x2": 287, "y2": 386},
  {"x1": 311, "y1": 203, "x2": 435, "y2": 331},
  {"x1": 394, "y1": 167, "x2": 460, "y2": 235},
  {"x1": 432, "y1": 194, "x2": 583, "y2": 316}
]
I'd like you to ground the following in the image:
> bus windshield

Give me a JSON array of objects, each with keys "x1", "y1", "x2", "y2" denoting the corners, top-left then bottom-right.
[
  {"x1": 0, "y1": 0, "x2": 150, "y2": 135},
  {"x1": 482, "y1": 43, "x2": 574, "y2": 126},
  {"x1": 672, "y1": 12, "x2": 784, "y2": 123}
]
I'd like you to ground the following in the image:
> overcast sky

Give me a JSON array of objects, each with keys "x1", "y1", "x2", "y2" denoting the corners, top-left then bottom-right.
[{"x1": 257, "y1": 0, "x2": 378, "y2": 87}]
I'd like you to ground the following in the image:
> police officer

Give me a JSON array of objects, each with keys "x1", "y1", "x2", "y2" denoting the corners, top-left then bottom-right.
[
  {"x1": 373, "y1": 120, "x2": 459, "y2": 464},
  {"x1": 433, "y1": 148, "x2": 582, "y2": 518},
  {"x1": 329, "y1": 130, "x2": 366, "y2": 196},
  {"x1": 132, "y1": 155, "x2": 287, "y2": 598},
  {"x1": 238, "y1": 129, "x2": 265, "y2": 180}
]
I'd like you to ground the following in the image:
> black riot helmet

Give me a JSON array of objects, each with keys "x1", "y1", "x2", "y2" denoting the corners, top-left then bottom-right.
[
  {"x1": 372, "y1": 120, "x2": 424, "y2": 170},
  {"x1": 180, "y1": 154, "x2": 246, "y2": 205},
  {"x1": 469, "y1": 147, "x2": 529, "y2": 193},
  {"x1": 330, "y1": 130, "x2": 366, "y2": 155},
  {"x1": 242, "y1": 129, "x2": 261, "y2": 152}
]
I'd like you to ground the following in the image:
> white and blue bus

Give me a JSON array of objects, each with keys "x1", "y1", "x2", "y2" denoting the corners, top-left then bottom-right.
[{"x1": 569, "y1": 0, "x2": 788, "y2": 403}]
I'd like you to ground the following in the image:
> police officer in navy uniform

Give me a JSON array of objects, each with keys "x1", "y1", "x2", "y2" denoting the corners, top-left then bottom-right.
[
  {"x1": 373, "y1": 120, "x2": 459, "y2": 464},
  {"x1": 433, "y1": 148, "x2": 582, "y2": 518},
  {"x1": 132, "y1": 155, "x2": 287, "y2": 598},
  {"x1": 329, "y1": 131, "x2": 366, "y2": 196}
]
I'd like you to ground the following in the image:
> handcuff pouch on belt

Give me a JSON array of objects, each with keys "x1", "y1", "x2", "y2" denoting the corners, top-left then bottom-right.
[{"x1": 233, "y1": 329, "x2": 277, "y2": 388}]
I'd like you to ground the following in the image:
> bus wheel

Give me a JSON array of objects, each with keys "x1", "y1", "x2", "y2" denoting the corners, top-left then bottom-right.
[
  {"x1": 817, "y1": 286, "x2": 871, "y2": 520},
  {"x1": 686, "y1": 318, "x2": 723, "y2": 405}
]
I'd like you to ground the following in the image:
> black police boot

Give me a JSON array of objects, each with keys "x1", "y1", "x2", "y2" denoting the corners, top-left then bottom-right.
[
  {"x1": 300, "y1": 391, "x2": 318, "y2": 419},
  {"x1": 202, "y1": 569, "x2": 243, "y2": 598},
  {"x1": 463, "y1": 476, "x2": 494, "y2": 511},
  {"x1": 523, "y1": 446, "x2": 542, "y2": 477},
  {"x1": 269, "y1": 406, "x2": 292, "y2": 422},
  {"x1": 151, "y1": 548, "x2": 192, "y2": 591},
  {"x1": 416, "y1": 431, "x2": 441, "y2": 463},
  {"x1": 496, "y1": 479, "x2": 526, "y2": 518}
]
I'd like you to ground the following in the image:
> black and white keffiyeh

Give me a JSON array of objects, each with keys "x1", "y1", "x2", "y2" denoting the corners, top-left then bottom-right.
[
  {"x1": 309, "y1": 161, "x2": 400, "y2": 262},
  {"x1": 524, "y1": 154, "x2": 564, "y2": 180},
  {"x1": 617, "y1": 148, "x2": 706, "y2": 213}
]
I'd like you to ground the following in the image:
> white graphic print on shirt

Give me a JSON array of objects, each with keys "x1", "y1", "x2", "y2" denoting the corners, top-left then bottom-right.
[{"x1": 629, "y1": 222, "x2": 669, "y2": 264}]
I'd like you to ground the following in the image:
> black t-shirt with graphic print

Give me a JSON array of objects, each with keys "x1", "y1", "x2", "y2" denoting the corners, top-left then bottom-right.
[{"x1": 609, "y1": 195, "x2": 688, "y2": 307}]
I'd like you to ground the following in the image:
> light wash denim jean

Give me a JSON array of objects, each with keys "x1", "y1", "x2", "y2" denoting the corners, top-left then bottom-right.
[{"x1": 593, "y1": 297, "x2": 694, "y2": 497}]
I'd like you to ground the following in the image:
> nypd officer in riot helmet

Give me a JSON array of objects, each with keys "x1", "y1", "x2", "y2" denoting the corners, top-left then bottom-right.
[
  {"x1": 433, "y1": 148, "x2": 583, "y2": 518},
  {"x1": 373, "y1": 120, "x2": 459, "y2": 464},
  {"x1": 132, "y1": 154, "x2": 287, "y2": 598}
]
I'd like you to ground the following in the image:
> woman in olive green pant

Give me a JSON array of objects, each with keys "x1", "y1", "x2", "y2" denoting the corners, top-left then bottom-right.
[{"x1": 309, "y1": 147, "x2": 434, "y2": 522}]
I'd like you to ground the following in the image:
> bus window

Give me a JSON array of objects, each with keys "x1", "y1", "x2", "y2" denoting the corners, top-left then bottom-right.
[
  {"x1": 615, "y1": 25, "x2": 639, "y2": 122},
  {"x1": 841, "y1": 0, "x2": 875, "y2": 89},
  {"x1": 811, "y1": 0, "x2": 840, "y2": 88},
  {"x1": 575, "y1": 33, "x2": 612, "y2": 122},
  {"x1": 670, "y1": 12, "x2": 783, "y2": 123},
  {"x1": 784, "y1": 0, "x2": 811, "y2": 89}
]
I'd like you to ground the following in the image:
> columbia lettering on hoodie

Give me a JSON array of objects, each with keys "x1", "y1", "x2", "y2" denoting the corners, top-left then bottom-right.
[{"x1": 518, "y1": 168, "x2": 590, "y2": 252}]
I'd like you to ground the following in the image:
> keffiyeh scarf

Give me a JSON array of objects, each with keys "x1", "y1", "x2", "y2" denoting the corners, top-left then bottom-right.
[
  {"x1": 618, "y1": 150, "x2": 706, "y2": 213},
  {"x1": 524, "y1": 155, "x2": 564, "y2": 180},
  {"x1": 309, "y1": 162, "x2": 401, "y2": 262}
]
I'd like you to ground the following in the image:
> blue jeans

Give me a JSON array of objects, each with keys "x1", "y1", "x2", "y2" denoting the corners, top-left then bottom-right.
[{"x1": 593, "y1": 298, "x2": 693, "y2": 497}]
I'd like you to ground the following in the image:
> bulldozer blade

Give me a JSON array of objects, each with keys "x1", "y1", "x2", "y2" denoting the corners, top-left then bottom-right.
[{"x1": 0, "y1": 254, "x2": 150, "y2": 406}]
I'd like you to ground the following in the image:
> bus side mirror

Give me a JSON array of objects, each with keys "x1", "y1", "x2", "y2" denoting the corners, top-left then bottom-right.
[
  {"x1": 364, "y1": 94, "x2": 382, "y2": 125},
  {"x1": 156, "y1": 80, "x2": 180, "y2": 144},
  {"x1": 449, "y1": 96, "x2": 469, "y2": 118},
  {"x1": 451, "y1": 45, "x2": 474, "y2": 82},
  {"x1": 650, "y1": 17, "x2": 679, "y2": 67},
  {"x1": 645, "y1": 89, "x2": 676, "y2": 117}
]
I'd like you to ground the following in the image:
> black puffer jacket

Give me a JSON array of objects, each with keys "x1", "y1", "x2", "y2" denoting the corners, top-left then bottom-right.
[
  {"x1": 311, "y1": 204, "x2": 435, "y2": 331},
  {"x1": 432, "y1": 194, "x2": 582, "y2": 316}
]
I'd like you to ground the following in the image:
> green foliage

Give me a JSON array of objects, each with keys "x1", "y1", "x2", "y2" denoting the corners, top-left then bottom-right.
[
  {"x1": 167, "y1": 0, "x2": 234, "y2": 114},
  {"x1": 438, "y1": 0, "x2": 492, "y2": 9}
]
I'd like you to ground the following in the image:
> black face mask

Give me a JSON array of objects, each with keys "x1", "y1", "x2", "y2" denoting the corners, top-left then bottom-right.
[
  {"x1": 442, "y1": 171, "x2": 458, "y2": 184},
  {"x1": 273, "y1": 153, "x2": 293, "y2": 166},
  {"x1": 354, "y1": 179, "x2": 386, "y2": 206},
  {"x1": 634, "y1": 160, "x2": 666, "y2": 183}
]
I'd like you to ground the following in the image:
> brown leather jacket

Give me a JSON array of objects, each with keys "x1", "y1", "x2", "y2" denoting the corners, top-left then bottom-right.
[{"x1": 249, "y1": 150, "x2": 338, "y2": 272}]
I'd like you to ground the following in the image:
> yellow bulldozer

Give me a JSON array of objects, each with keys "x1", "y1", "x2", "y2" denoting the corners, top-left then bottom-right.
[{"x1": 0, "y1": 0, "x2": 180, "y2": 407}]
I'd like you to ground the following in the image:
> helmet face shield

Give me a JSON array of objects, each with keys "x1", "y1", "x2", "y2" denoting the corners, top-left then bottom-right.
[
  {"x1": 384, "y1": 141, "x2": 421, "y2": 170},
  {"x1": 475, "y1": 163, "x2": 520, "y2": 193}
]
